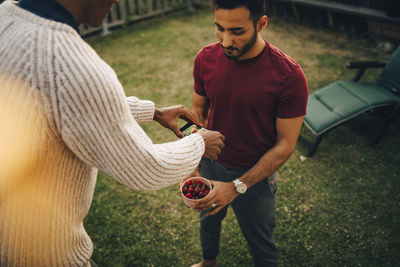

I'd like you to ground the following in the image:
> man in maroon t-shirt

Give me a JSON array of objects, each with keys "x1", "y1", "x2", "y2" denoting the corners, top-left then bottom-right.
[{"x1": 189, "y1": 0, "x2": 308, "y2": 266}]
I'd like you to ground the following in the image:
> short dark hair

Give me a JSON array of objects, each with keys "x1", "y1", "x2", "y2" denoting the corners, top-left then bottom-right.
[{"x1": 212, "y1": 0, "x2": 268, "y2": 24}]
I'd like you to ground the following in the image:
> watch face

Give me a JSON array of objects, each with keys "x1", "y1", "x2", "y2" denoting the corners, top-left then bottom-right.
[{"x1": 236, "y1": 183, "x2": 247, "y2": 194}]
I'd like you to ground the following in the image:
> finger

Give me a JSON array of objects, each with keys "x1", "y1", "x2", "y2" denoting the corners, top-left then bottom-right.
[
  {"x1": 219, "y1": 138, "x2": 226, "y2": 148},
  {"x1": 219, "y1": 133, "x2": 226, "y2": 142},
  {"x1": 180, "y1": 109, "x2": 202, "y2": 127},
  {"x1": 180, "y1": 109, "x2": 199, "y2": 124},
  {"x1": 194, "y1": 195, "x2": 212, "y2": 207},
  {"x1": 206, "y1": 205, "x2": 223, "y2": 216},
  {"x1": 197, "y1": 198, "x2": 217, "y2": 210},
  {"x1": 193, "y1": 194, "x2": 215, "y2": 210},
  {"x1": 172, "y1": 126, "x2": 185, "y2": 138},
  {"x1": 199, "y1": 204, "x2": 214, "y2": 212}
]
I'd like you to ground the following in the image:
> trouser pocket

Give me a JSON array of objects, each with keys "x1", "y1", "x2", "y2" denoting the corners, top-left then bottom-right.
[{"x1": 267, "y1": 173, "x2": 278, "y2": 195}]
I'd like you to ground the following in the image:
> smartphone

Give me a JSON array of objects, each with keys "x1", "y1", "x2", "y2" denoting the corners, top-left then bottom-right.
[{"x1": 180, "y1": 122, "x2": 202, "y2": 136}]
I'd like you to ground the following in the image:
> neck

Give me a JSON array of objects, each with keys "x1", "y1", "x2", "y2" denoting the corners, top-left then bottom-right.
[
  {"x1": 56, "y1": 0, "x2": 82, "y2": 25},
  {"x1": 239, "y1": 35, "x2": 265, "y2": 61}
]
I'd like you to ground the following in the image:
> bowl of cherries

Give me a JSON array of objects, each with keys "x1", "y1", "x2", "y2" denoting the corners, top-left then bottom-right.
[{"x1": 180, "y1": 177, "x2": 212, "y2": 208}]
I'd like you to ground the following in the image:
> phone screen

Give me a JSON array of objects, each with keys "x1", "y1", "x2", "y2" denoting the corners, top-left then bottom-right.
[{"x1": 180, "y1": 122, "x2": 201, "y2": 136}]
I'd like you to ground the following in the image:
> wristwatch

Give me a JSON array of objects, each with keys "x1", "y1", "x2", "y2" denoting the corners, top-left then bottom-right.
[{"x1": 233, "y1": 178, "x2": 247, "y2": 194}]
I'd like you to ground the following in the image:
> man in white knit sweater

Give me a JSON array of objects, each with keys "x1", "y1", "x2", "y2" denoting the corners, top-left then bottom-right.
[{"x1": 0, "y1": 0, "x2": 226, "y2": 266}]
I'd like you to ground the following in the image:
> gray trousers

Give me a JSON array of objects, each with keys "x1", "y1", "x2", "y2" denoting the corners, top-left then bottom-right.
[{"x1": 199, "y1": 158, "x2": 278, "y2": 267}]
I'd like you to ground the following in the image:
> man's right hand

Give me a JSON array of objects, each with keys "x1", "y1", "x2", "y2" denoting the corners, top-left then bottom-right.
[{"x1": 196, "y1": 129, "x2": 225, "y2": 160}]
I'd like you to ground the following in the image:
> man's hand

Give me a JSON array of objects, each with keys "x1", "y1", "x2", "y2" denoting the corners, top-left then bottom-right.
[
  {"x1": 193, "y1": 180, "x2": 239, "y2": 216},
  {"x1": 196, "y1": 129, "x2": 225, "y2": 160},
  {"x1": 154, "y1": 105, "x2": 202, "y2": 138}
]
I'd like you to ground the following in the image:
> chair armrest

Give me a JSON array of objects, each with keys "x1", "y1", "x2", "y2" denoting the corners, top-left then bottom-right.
[{"x1": 346, "y1": 61, "x2": 386, "y2": 82}]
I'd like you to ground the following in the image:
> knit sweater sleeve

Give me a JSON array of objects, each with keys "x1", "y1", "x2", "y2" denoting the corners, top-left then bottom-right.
[
  {"x1": 54, "y1": 37, "x2": 204, "y2": 191},
  {"x1": 126, "y1": 96, "x2": 155, "y2": 123}
]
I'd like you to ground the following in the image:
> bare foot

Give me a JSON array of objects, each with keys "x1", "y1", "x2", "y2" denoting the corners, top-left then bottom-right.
[{"x1": 190, "y1": 258, "x2": 217, "y2": 267}]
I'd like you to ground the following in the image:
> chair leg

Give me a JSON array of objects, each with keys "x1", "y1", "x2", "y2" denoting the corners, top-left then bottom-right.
[
  {"x1": 369, "y1": 104, "x2": 400, "y2": 146},
  {"x1": 307, "y1": 134, "x2": 324, "y2": 157},
  {"x1": 298, "y1": 133, "x2": 325, "y2": 157}
]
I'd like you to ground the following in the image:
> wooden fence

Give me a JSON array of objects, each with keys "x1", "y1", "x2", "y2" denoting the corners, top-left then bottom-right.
[{"x1": 80, "y1": 0, "x2": 209, "y2": 36}]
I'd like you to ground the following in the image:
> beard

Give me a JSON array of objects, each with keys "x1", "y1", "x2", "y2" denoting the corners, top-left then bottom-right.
[{"x1": 222, "y1": 29, "x2": 258, "y2": 61}]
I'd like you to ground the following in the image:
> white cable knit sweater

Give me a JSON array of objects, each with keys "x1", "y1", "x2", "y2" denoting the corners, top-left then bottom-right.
[{"x1": 0, "y1": 1, "x2": 205, "y2": 266}]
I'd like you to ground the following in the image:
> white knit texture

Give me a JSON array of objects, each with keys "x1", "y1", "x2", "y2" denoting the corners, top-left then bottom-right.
[{"x1": 0, "y1": 2, "x2": 205, "y2": 266}]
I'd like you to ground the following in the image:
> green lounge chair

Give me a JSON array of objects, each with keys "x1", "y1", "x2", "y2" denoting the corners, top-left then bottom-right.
[{"x1": 299, "y1": 47, "x2": 400, "y2": 157}]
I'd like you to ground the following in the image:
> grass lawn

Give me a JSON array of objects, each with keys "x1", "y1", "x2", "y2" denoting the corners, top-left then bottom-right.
[{"x1": 84, "y1": 6, "x2": 400, "y2": 266}]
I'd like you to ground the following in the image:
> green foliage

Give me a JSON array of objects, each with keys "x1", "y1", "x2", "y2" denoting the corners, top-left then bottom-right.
[
  {"x1": 141, "y1": 4, "x2": 148, "y2": 14},
  {"x1": 84, "y1": 6, "x2": 400, "y2": 267}
]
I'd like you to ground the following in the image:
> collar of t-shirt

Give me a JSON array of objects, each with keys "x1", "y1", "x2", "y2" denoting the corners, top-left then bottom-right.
[{"x1": 17, "y1": 0, "x2": 80, "y2": 34}]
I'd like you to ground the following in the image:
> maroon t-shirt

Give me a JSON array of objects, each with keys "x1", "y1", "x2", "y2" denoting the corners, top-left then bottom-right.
[{"x1": 193, "y1": 41, "x2": 308, "y2": 169}]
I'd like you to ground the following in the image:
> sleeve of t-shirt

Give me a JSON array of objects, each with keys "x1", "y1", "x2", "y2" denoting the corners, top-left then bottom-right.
[
  {"x1": 276, "y1": 66, "x2": 309, "y2": 118},
  {"x1": 193, "y1": 49, "x2": 206, "y2": 96}
]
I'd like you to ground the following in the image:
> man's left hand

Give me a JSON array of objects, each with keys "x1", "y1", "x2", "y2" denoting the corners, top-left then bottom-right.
[
  {"x1": 154, "y1": 105, "x2": 202, "y2": 138},
  {"x1": 193, "y1": 180, "x2": 239, "y2": 216}
]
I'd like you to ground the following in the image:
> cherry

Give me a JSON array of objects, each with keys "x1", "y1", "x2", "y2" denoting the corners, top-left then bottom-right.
[{"x1": 182, "y1": 180, "x2": 211, "y2": 200}]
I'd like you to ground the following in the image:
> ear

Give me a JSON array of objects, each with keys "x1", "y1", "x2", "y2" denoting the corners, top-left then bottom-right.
[{"x1": 257, "y1": 16, "x2": 268, "y2": 32}]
